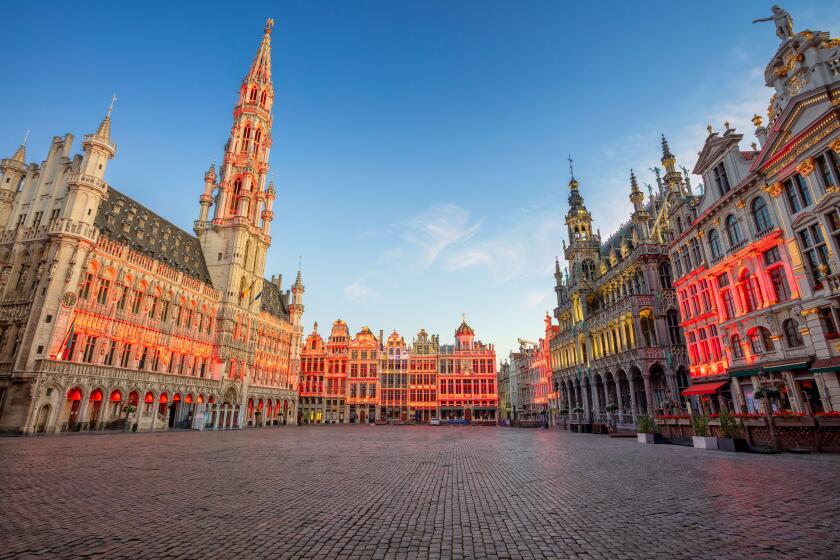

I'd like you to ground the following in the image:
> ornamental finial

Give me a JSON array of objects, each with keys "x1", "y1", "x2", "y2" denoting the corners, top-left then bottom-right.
[{"x1": 265, "y1": 18, "x2": 275, "y2": 34}]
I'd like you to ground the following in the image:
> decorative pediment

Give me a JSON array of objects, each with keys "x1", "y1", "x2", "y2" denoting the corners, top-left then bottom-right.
[{"x1": 692, "y1": 132, "x2": 742, "y2": 175}]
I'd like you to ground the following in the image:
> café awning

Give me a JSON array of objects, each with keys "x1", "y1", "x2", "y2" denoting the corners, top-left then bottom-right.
[{"x1": 681, "y1": 380, "x2": 729, "y2": 396}]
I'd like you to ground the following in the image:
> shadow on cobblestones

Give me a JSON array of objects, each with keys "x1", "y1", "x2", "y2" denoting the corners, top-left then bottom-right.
[{"x1": 1, "y1": 426, "x2": 838, "y2": 559}]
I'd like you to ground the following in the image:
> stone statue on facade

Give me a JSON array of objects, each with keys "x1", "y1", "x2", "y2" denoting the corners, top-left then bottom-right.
[{"x1": 753, "y1": 5, "x2": 793, "y2": 42}]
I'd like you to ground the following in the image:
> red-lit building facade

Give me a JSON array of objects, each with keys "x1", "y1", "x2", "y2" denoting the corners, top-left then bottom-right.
[
  {"x1": 298, "y1": 320, "x2": 497, "y2": 423},
  {"x1": 668, "y1": 23, "x2": 840, "y2": 413},
  {"x1": 505, "y1": 314, "x2": 559, "y2": 423},
  {"x1": 0, "y1": 20, "x2": 305, "y2": 434}
]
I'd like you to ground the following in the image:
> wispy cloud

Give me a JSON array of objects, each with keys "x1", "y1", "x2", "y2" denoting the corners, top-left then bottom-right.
[
  {"x1": 398, "y1": 203, "x2": 482, "y2": 267},
  {"x1": 343, "y1": 279, "x2": 377, "y2": 303}
]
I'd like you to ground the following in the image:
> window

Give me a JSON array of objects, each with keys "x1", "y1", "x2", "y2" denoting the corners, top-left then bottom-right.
[
  {"x1": 713, "y1": 162, "x2": 731, "y2": 196},
  {"x1": 689, "y1": 285, "x2": 700, "y2": 315},
  {"x1": 82, "y1": 336, "x2": 97, "y2": 363},
  {"x1": 582, "y1": 259, "x2": 596, "y2": 282},
  {"x1": 730, "y1": 335, "x2": 743, "y2": 359},
  {"x1": 700, "y1": 279, "x2": 712, "y2": 312},
  {"x1": 768, "y1": 267, "x2": 791, "y2": 303},
  {"x1": 666, "y1": 310, "x2": 683, "y2": 345},
  {"x1": 690, "y1": 238, "x2": 702, "y2": 268},
  {"x1": 709, "y1": 229, "x2": 723, "y2": 261},
  {"x1": 698, "y1": 328, "x2": 710, "y2": 362},
  {"x1": 748, "y1": 328, "x2": 773, "y2": 355},
  {"x1": 120, "y1": 344, "x2": 132, "y2": 368},
  {"x1": 721, "y1": 289, "x2": 736, "y2": 320},
  {"x1": 709, "y1": 325, "x2": 722, "y2": 360},
  {"x1": 783, "y1": 319, "x2": 804, "y2": 347},
  {"x1": 659, "y1": 262, "x2": 672, "y2": 290},
  {"x1": 820, "y1": 307, "x2": 840, "y2": 339},
  {"x1": 826, "y1": 208, "x2": 840, "y2": 257},
  {"x1": 96, "y1": 279, "x2": 110, "y2": 305},
  {"x1": 79, "y1": 273, "x2": 94, "y2": 300},
  {"x1": 32, "y1": 211, "x2": 43, "y2": 229},
  {"x1": 816, "y1": 152, "x2": 838, "y2": 193},
  {"x1": 751, "y1": 197, "x2": 772, "y2": 233},
  {"x1": 104, "y1": 340, "x2": 117, "y2": 366},
  {"x1": 784, "y1": 174, "x2": 812, "y2": 213},
  {"x1": 15, "y1": 213, "x2": 26, "y2": 227},
  {"x1": 739, "y1": 270, "x2": 762, "y2": 313},
  {"x1": 641, "y1": 315, "x2": 657, "y2": 347},
  {"x1": 798, "y1": 225, "x2": 830, "y2": 287},
  {"x1": 131, "y1": 289, "x2": 144, "y2": 314},
  {"x1": 725, "y1": 215, "x2": 742, "y2": 246},
  {"x1": 116, "y1": 284, "x2": 128, "y2": 310}
]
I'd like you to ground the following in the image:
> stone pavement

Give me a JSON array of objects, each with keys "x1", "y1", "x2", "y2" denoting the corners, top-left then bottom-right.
[{"x1": 1, "y1": 426, "x2": 839, "y2": 560}]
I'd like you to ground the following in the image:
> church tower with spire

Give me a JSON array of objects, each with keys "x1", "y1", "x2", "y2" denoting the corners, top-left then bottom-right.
[
  {"x1": 197, "y1": 18, "x2": 277, "y2": 313},
  {"x1": 562, "y1": 162, "x2": 600, "y2": 288}
]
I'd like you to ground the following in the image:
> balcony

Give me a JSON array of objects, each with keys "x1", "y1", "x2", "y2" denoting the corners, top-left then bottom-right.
[
  {"x1": 68, "y1": 172, "x2": 108, "y2": 193},
  {"x1": 35, "y1": 359, "x2": 221, "y2": 390},
  {"x1": 48, "y1": 218, "x2": 99, "y2": 244}
]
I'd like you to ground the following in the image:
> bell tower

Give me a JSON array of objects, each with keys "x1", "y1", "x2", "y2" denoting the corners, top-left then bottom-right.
[
  {"x1": 197, "y1": 19, "x2": 277, "y2": 312},
  {"x1": 562, "y1": 157, "x2": 600, "y2": 287}
]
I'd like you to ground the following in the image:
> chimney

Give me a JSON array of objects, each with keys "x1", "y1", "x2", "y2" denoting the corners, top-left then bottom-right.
[{"x1": 379, "y1": 329, "x2": 384, "y2": 350}]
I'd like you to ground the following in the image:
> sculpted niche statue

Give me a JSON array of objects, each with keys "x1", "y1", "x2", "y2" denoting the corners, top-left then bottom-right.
[{"x1": 753, "y1": 5, "x2": 794, "y2": 42}]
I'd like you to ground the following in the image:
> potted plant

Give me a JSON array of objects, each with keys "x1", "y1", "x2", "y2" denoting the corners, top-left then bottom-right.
[
  {"x1": 716, "y1": 409, "x2": 742, "y2": 452},
  {"x1": 604, "y1": 402, "x2": 618, "y2": 413},
  {"x1": 691, "y1": 414, "x2": 718, "y2": 450},
  {"x1": 558, "y1": 408, "x2": 569, "y2": 415},
  {"x1": 636, "y1": 415, "x2": 657, "y2": 444}
]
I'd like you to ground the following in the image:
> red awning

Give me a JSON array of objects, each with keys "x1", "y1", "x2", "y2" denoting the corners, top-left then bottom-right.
[{"x1": 681, "y1": 380, "x2": 729, "y2": 396}]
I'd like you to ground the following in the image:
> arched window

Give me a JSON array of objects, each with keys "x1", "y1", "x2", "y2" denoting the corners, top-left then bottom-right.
[
  {"x1": 751, "y1": 197, "x2": 772, "y2": 233},
  {"x1": 230, "y1": 178, "x2": 243, "y2": 213},
  {"x1": 725, "y1": 214, "x2": 742, "y2": 246},
  {"x1": 730, "y1": 334, "x2": 743, "y2": 359},
  {"x1": 659, "y1": 262, "x2": 672, "y2": 290},
  {"x1": 783, "y1": 319, "x2": 804, "y2": 347},
  {"x1": 748, "y1": 328, "x2": 774, "y2": 354},
  {"x1": 676, "y1": 216, "x2": 683, "y2": 234},
  {"x1": 707, "y1": 229, "x2": 722, "y2": 260},
  {"x1": 249, "y1": 87, "x2": 258, "y2": 102},
  {"x1": 241, "y1": 126, "x2": 251, "y2": 153},
  {"x1": 260, "y1": 91, "x2": 268, "y2": 106}
]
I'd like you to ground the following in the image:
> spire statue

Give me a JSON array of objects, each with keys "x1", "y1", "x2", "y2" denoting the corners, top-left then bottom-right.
[{"x1": 752, "y1": 5, "x2": 793, "y2": 42}]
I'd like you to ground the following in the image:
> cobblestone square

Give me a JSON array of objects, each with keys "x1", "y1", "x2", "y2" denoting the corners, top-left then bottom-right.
[{"x1": 1, "y1": 427, "x2": 839, "y2": 559}]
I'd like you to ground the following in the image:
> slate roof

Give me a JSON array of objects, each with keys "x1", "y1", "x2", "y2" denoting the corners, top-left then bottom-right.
[
  {"x1": 95, "y1": 186, "x2": 212, "y2": 284},
  {"x1": 260, "y1": 278, "x2": 290, "y2": 320}
]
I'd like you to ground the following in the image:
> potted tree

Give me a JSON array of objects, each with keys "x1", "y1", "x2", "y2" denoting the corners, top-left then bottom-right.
[
  {"x1": 691, "y1": 414, "x2": 718, "y2": 449},
  {"x1": 636, "y1": 415, "x2": 657, "y2": 444},
  {"x1": 716, "y1": 409, "x2": 742, "y2": 452}
]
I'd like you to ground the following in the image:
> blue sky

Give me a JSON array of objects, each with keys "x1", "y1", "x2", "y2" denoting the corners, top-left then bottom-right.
[{"x1": 1, "y1": 1, "x2": 835, "y2": 361}]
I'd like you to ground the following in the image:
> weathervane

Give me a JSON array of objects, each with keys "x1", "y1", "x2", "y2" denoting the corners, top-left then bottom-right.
[{"x1": 107, "y1": 93, "x2": 117, "y2": 117}]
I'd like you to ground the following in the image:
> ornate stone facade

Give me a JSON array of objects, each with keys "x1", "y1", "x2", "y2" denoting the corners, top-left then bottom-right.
[
  {"x1": 669, "y1": 18, "x2": 840, "y2": 413},
  {"x1": 550, "y1": 166, "x2": 690, "y2": 430},
  {"x1": 0, "y1": 20, "x2": 304, "y2": 434}
]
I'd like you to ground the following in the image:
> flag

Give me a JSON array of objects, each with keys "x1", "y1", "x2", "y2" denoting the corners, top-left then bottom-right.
[
  {"x1": 59, "y1": 315, "x2": 76, "y2": 360},
  {"x1": 250, "y1": 290, "x2": 263, "y2": 304},
  {"x1": 240, "y1": 279, "x2": 256, "y2": 302}
]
